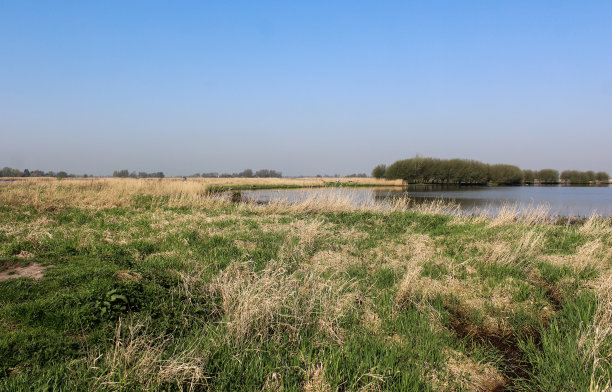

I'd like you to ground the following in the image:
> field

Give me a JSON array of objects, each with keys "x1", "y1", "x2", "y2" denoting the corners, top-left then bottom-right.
[{"x1": 1, "y1": 178, "x2": 611, "y2": 391}]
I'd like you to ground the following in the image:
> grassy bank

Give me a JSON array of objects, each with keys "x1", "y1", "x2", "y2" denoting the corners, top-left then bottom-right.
[{"x1": 0, "y1": 179, "x2": 611, "y2": 391}]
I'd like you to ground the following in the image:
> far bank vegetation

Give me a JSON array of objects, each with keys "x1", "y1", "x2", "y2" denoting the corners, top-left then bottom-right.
[{"x1": 372, "y1": 156, "x2": 610, "y2": 185}]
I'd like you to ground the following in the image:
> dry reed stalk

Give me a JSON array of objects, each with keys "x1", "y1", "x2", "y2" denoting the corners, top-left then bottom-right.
[
  {"x1": 409, "y1": 199, "x2": 462, "y2": 215},
  {"x1": 487, "y1": 203, "x2": 552, "y2": 227}
]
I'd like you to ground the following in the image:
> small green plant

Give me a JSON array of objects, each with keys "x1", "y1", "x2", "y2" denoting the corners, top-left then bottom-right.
[{"x1": 96, "y1": 289, "x2": 128, "y2": 318}]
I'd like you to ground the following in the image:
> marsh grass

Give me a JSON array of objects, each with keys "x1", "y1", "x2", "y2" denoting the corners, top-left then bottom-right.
[{"x1": 0, "y1": 179, "x2": 611, "y2": 390}]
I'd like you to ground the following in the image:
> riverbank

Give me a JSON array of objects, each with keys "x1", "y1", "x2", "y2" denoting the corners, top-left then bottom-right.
[
  {"x1": 0, "y1": 176, "x2": 405, "y2": 189},
  {"x1": 0, "y1": 179, "x2": 611, "y2": 390}
]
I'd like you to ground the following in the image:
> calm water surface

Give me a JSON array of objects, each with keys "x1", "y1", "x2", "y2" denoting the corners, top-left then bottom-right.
[{"x1": 244, "y1": 185, "x2": 612, "y2": 217}]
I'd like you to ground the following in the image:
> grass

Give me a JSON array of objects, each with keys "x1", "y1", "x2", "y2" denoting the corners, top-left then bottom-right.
[{"x1": 0, "y1": 178, "x2": 611, "y2": 391}]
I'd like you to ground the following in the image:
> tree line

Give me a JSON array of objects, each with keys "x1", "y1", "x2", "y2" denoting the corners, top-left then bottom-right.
[
  {"x1": 372, "y1": 157, "x2": 610, "y2": 185},
  {"x1": 113, "y1": 170, "x2": 165, "y2": 178},
  {"x1": 190, "y1": 169, "x2": 282, "y2": 178},
  {"x1": 0, "y1": 167, "x2": 91, "y2": 179},
  {"x1": 0, "y1": 166, "x2": 283, "y2": 179}
]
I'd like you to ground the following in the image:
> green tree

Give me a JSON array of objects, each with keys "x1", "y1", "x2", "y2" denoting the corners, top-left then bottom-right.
[
  {"x1": 536, "y1": 169, "x2": 559, "y2": 184},
  {"x1": 488, "y1": 164, "x2": 523, "y2": 185},
  {"x1": 371, "y1": 164, "x2": 386, "y2": 179},
  {"x1": 595, "y1": 171, "x2": 610, "y2": 182},
  {"x1": 523, "y1": 170, "x2": 535, "y2": 184}
]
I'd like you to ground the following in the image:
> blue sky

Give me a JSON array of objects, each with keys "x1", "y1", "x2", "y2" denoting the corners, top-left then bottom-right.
[{"x1": 1, "y1": 1, "x2": 611, "y2": 176}]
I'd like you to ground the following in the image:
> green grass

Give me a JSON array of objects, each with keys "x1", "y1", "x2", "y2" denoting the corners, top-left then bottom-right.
[{"x1": 0, "y1": 195, "x2": 611, "y2": 391}]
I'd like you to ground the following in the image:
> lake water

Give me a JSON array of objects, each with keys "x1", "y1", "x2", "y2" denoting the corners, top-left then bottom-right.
[{"x1": 243, "y1": 185, "x2": 612, "y2": 217}]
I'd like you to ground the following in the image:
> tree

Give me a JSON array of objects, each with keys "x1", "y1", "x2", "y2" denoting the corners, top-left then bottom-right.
[
  {"x1": 561, "y1": 170, "x2": 588, "y2": 184},
  {"x1": 113, "y1": 169, "x2": 129, "y2": 178},
  {"x1": 0, "y1": 167, "x2": 22, "y2": 177},
  {"x1": 522, "y1": 170, "x2": 535, "y2": 184},
  {"x1": 372, "y1": 164, "x2": 386, "y2": 179},
  {"x1": 384, "y1": 157, "x2": 489, "y2": 184},
  {"x1": 23, "y1": 169, "x2": 31, "y2": 177},
  {"x1": 595, "y1": 171, "x2": 610, "y2": 182},
  {"x1": 239, "y1": 169, "x2": 254, "y2": 178},
  {"x1": 56, "y1": 171, "x2": 68, "y2": 179},
  {"x1": 489, "y1": 164, "x2": 523, "y2": 185},
  {"x1": 536, "y1": 169, "x2": 559, "y2": 184},
  {"x1": 254, "y1": 169, "x2": 282, "y2": 178}
]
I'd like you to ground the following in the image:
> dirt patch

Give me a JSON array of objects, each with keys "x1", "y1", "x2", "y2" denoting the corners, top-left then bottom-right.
[
  {"x1": 0, "y1": 262, "x2": 51, "y2": 281},
  {"x1": 116, "y1": 270, "x2": 142, "y2": 282},
  {"x1": 449, "y1": 309, "x2": 536, "y2": 391}
]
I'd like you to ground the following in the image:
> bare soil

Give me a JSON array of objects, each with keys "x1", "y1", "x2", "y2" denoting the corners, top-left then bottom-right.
[{"x1": 0, "y1": 262, "x2": 51, "y2": 281}]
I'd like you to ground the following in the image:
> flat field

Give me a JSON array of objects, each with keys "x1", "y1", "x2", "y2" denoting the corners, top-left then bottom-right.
[{"x1": 0, "y1": 179, "x2": 611, "y2": 391}]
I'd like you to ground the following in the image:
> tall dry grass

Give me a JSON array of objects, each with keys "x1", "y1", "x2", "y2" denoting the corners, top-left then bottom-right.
[
  {"x1": 3, "y1": 178, "x2": 610, "y2": 225},
  {"x1": 210, "y1": 260, "x2": 352, "y2": 345},
  {"x1": 581, "y1": 275, "x2": 612, "y2": 392},
  {"x1": 90, "y1": 317, "x2": 208, "y2": 391},
  {"x1": 486, "y1": 203, "x2": 553, "y2": 226},
  {"x1": 0, "y1": 178, "x2": 402, "y2": 210}
]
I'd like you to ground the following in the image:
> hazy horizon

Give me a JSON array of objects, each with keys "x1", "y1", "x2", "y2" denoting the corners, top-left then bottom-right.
[{"x1": 2, "y1": 2, "x2": 611, "y2": 177}]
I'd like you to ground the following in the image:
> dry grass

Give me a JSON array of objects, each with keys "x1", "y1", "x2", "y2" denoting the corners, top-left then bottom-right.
[
  {"x1": 543, "y1": 239, "x2": 611, "y2": 271},
  {"x1": 441, "y1": 349, "x2": 506, "y2": 392},
  {"x1": 487, "y1": 203, "x2": 552, "y2": 227},
  {"x1": 210, "y1": 260, "x2": 352, "y2": 345},
  {"x1": 0, "y1": 177, "x2": 403, "y2": 210},
  {"x1": 580, "y1": 214, "x2": 612, "y2": 237},
  {"x1": 303, "y1": 363, "x2": 332, "y2": 392},
  {"x1": 0, "y1": 177, "x2": 460, "y2": 215},
  {"x1": 4, "y1": 177, "x2": 612, "y2": 390},
  {"x1": 90, "y1": 318, "x2": 208, "y2": 391},
  {"x1": 397, "y1": 272, "x2": 522, "y2": 335},
  {"x1": 396, "y1": 229, "x2": 555, "y2": 337},
  {"x1": 581, "y1": 275, "x2": 612, "y2": 392},
  {"x1": 469, "y1": 230, "x2": 544, "y2": 266}
]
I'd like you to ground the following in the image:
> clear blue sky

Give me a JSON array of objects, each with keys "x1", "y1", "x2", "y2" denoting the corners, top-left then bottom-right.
[{"x1": 1, "y1": 1, "x2": 611, "y2": 176}]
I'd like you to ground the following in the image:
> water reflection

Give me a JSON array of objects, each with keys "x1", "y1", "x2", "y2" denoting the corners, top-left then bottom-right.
[{"x1": 244, "y1": 185, "x2": 612, "y2": 217}]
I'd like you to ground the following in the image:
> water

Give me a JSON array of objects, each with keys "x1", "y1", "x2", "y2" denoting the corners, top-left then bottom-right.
[{"x1": 243, "y1": 185, "x2": 612, "y2": 217}]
